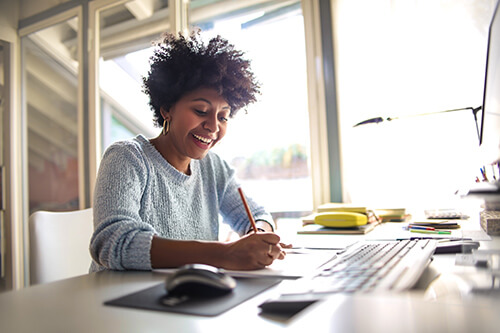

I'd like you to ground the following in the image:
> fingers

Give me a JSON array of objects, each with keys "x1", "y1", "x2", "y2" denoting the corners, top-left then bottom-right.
[
  {"x1": 256, "y1": 244, "x2": 277, "y2": 267},
  {"x1": 247, "y1": 232, "x2": 291, "y2": 262},
  {"x1": 266, "y1": 243, "x2": 287, "y2": 261}
]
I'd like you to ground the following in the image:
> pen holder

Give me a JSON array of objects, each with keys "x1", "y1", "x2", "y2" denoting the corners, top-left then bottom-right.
[{"x1": 480, "y1": 210, "x2": 500, "y2": 236}]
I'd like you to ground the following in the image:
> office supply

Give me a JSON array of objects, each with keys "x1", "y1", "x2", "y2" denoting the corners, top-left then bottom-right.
[
  {"x1": 314, "y1": 212, "x2": 368, "y2": 228},
  {"x1": 238, "y1": 187, "x2": 258, "y2": 233},
  {"x1": 409, "y1": 226, "x2": 436, "y2": 231},
  {"x1": 410, "y1": 229, "x2": 451, "y2": 235},
  {"x1": 424, "y1": 209, "x2": 469, "y2": 220},
  {"x1": 105, "y1": 277, "x2": 281, "y2": 317},
  {"x1": 405, "y1": 237, "x2": 472, "y2": 241},
  {"x1": 298, "y1": 222, "x2": 378, "y2": 235},
  {"x1": 164, "y1": 264, "x2": 236, "y2": 297},
  {"x1": 317, "y1": 202, "x2": 368, "y2": 214},
  {"x1": 434, "y1": 240, "x2": 480, "y2": 254},
  {"x1": 374, "y1": 208, "x2": 409, "y2": 222},
  {"x1": 480, "y1": 210, "x2": 500, "y2": 235},
  {"x1": 409, "y1": 221, "x2": 461, "y2": 229},
  {"x1": 302, "y1": 203, "x2": 380, "y2": 226},
  {"x1": 259, "y1": 239, "x2": 437, "y2": 313},
  {"x1": 221, "y1": 250, "x2": 338, "y2": 279},
  {"x1": 366, "y1": 221, "x2": 465, "y2": 240},
  {"x1": 155, "y1": 250, "x2": 339, "y2": 279}
]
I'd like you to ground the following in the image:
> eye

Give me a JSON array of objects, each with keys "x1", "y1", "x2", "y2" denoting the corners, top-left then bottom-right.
[
  {"x1": 194, "y1": 109, "x2": 207, "y2": 116},
  {"x1": 219, "y1": 116, "x2": 229, "y2": 122}
]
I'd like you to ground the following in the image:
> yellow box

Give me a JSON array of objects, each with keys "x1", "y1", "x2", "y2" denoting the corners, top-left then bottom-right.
[{"x1": 314, "y1": 212, "x2": 368, "y2": 228}]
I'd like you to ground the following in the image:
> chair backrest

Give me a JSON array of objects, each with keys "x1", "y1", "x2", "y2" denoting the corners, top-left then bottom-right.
[{"x1": 29, "y1": 208, "x2": 94, "y2": 285}]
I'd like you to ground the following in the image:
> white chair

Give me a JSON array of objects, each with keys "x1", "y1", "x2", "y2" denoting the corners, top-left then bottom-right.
[{"x1": 29, "y1": 208, "x2": 94, "y2": 285}]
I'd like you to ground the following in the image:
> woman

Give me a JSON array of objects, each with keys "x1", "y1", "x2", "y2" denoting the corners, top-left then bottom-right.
[{"x1": 90, "y1": 31, "x2": 287, "y2": 272}]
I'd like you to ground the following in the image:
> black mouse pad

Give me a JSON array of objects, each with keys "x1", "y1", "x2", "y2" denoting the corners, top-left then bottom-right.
[{"x1": 104, "y1": 277, "x2": 282, "y2": 317}]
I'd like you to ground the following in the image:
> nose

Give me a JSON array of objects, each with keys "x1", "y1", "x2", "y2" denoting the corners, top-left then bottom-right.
[{"x1": 203, "y1": 114, "x2": 219, "y2": 133}]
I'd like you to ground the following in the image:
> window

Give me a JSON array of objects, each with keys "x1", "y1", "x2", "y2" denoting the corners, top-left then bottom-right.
[
  {"x1": 335, "y1": 0, "x2": 496, "y2": 208},
  {"x1": 98, "y1": 3, "x2": 159, "y2": 151},
  {"x1": 189, "y1": 0, "x2": 314, "y2": 216}
]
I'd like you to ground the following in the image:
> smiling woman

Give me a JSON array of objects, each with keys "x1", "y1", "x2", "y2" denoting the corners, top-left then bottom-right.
[{"x1": 90, "y1": 31, "x2": 290, "y2": 273}]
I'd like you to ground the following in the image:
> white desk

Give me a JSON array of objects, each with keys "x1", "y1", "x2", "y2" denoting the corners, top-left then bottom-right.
[{"x1": 1, "y1": 221, "x2": 500, "y2": 333}]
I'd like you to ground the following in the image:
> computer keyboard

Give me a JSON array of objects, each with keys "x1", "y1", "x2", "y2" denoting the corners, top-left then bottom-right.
[{"x1": 259, "y1": 239, "x2": 437, "y2": 313}]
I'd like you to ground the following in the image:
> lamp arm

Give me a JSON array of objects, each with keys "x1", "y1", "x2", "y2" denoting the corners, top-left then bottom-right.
[{"x1": 353, "y1": 105, "x2": 483, "y2": 144}]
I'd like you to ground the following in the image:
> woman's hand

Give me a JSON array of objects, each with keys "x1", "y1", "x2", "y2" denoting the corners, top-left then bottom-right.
[
  {"x1": 255, "y1": 220, "x2": 294, "y2": 253},
  {"x1": 222, "y1": 232, "x2": 286, "y2": 270}
]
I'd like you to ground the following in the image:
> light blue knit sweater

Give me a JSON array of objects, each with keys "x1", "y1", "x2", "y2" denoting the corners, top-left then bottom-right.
[{"x1": 90, "y1": 135, "x2": 273, "y2": 272}]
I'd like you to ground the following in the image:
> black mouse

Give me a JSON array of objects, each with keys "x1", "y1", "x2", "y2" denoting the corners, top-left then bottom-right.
[{"x1": 165, "y1": 264, "x2": 237, "y2": 297}]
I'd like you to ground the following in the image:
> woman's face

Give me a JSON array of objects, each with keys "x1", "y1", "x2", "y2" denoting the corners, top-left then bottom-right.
[{"x1": 163, "y1": 87, "x2": 231, "y2": 162}]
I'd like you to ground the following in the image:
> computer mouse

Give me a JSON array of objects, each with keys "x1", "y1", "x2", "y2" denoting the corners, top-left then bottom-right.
[{"x1": 165, "y1": 264, "x2": 237, "y2": 297}]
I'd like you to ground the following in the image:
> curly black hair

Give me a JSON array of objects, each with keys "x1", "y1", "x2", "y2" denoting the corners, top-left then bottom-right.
[{"x1": 142, "y1": 31, "x2": 261, "y2": 128}]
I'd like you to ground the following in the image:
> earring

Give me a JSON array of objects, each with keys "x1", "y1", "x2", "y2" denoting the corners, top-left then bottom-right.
[{"x1": 162, "y1": 118, "x2": 170, "y2": 135}]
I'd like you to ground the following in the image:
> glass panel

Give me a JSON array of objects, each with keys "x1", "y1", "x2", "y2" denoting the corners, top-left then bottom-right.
[
  {"x1": 188, "y1": 0, "x2": 313, "y2": 216},
  {"x1": 98, "y1": 1, "x2": 168, "y2": 151},
  {"x1": 22, "y1": 17, "x2": 80, "y2": 213}
]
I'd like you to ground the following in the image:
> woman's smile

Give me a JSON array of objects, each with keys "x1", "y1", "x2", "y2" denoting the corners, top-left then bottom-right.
[{"x1": 191, "y1": 133, "x2": 216, "y2": 149}]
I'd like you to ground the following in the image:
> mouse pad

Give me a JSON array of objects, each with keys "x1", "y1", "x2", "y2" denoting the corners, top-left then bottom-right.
[{"x1": 104, "y1": 277, "x2": 282, "y2": 317}]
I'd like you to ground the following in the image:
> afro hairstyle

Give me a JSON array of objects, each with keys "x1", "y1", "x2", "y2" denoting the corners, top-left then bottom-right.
[{"x1": 142, "y1": 30, "x2": 261, "y2": 127}]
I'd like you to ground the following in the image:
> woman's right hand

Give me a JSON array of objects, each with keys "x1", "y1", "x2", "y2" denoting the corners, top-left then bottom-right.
[{"x1": 222, "y1": 232, "x2": 285, "y2": 270}]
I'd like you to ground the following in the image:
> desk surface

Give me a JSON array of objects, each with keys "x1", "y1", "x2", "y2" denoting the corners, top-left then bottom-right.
[{"x1": 1, "y1": 221, "x2": 500, "y2": 333}]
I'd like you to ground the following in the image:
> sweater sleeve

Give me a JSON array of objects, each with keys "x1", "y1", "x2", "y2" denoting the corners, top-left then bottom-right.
[{"x1": 90, "y1": 143, "x2": 155, "y2": 271}]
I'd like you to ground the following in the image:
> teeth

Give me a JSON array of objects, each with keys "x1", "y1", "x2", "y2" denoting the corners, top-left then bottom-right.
[{"x1": 193, "y1": 134, "x2": 213, "y2": 144}]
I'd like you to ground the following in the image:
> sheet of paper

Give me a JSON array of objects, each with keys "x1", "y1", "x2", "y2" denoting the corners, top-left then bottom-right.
[
  {"x1": 153, "y1": 250, "x2": 337, "y2": 279},
  {"x1": 221, "y1": 249, "x2": 338, "y2": 279}
]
